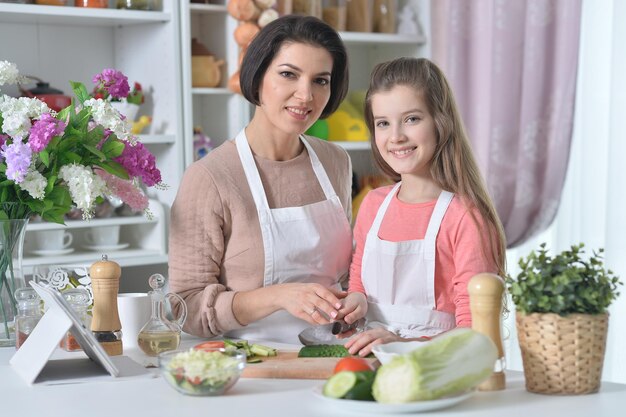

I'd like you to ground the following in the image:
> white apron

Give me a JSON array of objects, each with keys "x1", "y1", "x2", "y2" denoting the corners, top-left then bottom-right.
[
  {"x1": 226, "y1": 129, "x2": 352, "y2": 344},
  {"x1": 362, "y1": 182, "x2": 456, "y2": 338}
]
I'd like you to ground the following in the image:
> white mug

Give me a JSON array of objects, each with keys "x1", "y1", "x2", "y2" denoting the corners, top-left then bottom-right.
[
  {"x1": 117, "y1": 293, "x2": 151, "y2": 350},
  {"x1": 85, "y1": 225, "x2": 120, "y2": 247},
  {"x1": 34, "y1": 230, "x2": 73, "y2": 251}
]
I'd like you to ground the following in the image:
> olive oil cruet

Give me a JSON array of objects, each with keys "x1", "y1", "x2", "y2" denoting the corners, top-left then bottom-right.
[{"x1": 137, "y1": 274, "x2": 187, "y2": 356}]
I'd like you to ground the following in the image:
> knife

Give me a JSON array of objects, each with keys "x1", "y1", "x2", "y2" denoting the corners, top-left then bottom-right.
[{"x1": 331, "y1": 318, "x2": 366, "y2": 335}]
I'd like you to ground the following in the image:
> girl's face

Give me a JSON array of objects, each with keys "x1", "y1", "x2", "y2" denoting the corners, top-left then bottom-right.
[
  {"x1": 257, "y1": 42, "x2": 333, "y2": 137},
  {"x1": 371, "y1": 85, "x2": 437, "y2": 178}
]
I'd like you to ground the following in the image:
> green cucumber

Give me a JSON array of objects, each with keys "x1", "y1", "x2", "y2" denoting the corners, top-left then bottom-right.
[
  {"x1": 323, "y1": 371, "x2": 358, "y2": 398},
  {"x1": 298, "y1": 344, "x2": 350, "y2": 358},
  {"x1": 344, "y1": 371, "x2": 375, "y2": 401}
]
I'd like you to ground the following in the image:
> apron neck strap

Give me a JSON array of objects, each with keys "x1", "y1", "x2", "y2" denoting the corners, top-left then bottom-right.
[
  {"x1": 424, "y1": 191, "x2": 454, "y2": 241},
  {"x1": 236, "y1": 130, "x2": 337, "y2": 210},
  {"x1": 369, "y1": 182, "x2": 402, "y2": 234}
]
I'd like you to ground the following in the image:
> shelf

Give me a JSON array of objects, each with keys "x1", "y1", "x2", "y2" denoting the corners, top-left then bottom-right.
[
  {"x1": 339, "y1": 31, "x2": 426, "y2": 45},
  {"x1": 23, "y1": 249, "x2": 168, "y2": 273},
  {"x1": 189, "y1": 3, "x2": 227, "y2": 14},
  {"x1": 27, "y1": 216, "x2": 157, "y2": 232},
  {"x1": 332, "y1": 141, "x2": 371, "y2": 151},
  {"x1": 138, "y1": 134, "x2": 176, "y2": 144},
  {"x1": 0, "y1": 3, "x2": 170, "y2": 26},
  {"x1": 192, "y1": 88, "x2": 234, "y2": 95}
]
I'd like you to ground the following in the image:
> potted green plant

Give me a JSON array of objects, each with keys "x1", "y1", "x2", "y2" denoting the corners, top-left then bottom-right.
[{"x1": 507, "y1": 243, "x2": 622, "y2": 395}]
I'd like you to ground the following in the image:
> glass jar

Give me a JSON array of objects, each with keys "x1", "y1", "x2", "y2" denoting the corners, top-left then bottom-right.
[
  {"x1": 116, "y1": 0, "x2": 161, "y2": 11},
  {"x1": 14, "y1": 288, "x2": 42, "y2": 350},
  {"x1": 60, "y1": 288, "x2": 91, "y2": 352},
  {"x1": 34, "y1": 0, "x2": 67, "y2": 5},
  {"x1": 75, "y1": 0, "x2": 108, "y2": 7}
]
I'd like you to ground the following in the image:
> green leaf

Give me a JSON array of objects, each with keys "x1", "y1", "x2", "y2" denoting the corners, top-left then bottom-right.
[
  {"x1": 95, "y1": 160, "x2": 129, "y2": 180},
  {"x1": 101, "y1": 139, "x2": 125, "y2": 158},
  {"x1": 83, "y1": 144, "x2": 107, "y2": 161},
  {"x1": 39, "y1": 150, "x2": 50, "y2": 167},
  {"x1": 70, "y1": 81, "x2": 91, "y2": 104}
]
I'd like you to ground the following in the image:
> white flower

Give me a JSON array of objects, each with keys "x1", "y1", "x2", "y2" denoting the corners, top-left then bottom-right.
[
  {"x1": 19, "y1": 168, "x2": 47, "y2": 199},
  {"x1": 59, "y1": 163, "x2": 107, "y2": 219},
  {"x1": 83, "y1": 98, "x2": 132, "y2": 142},
  {"x1": 0, "y1": 61, "x2": 20, "y2": 87},
  {"x1": 0, "y1": 96, "x2": 50, "y2": 139}
]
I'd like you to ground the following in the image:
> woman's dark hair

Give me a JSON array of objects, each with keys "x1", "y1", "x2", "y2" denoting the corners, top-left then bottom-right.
[{"x1": 240, "y1": 14, "x2": 349, "y2": 119}]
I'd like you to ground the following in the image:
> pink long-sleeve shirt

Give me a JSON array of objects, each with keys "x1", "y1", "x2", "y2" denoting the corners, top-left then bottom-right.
[{"x1": 348, "y1": 185, "x2": 498, "y2": 327}]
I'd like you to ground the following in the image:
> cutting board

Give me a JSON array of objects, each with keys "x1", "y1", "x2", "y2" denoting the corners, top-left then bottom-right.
[{"x1": 241, "y1": 351, "x2": 377, "y2": 380}]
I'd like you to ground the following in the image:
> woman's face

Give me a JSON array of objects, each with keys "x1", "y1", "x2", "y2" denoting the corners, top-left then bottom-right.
[
  {"x1": 372, "y1": 85, "x2": 438, "y2": 178},
  {"x1": 257, "y1": 42, "x2": 333, "y2": 137}
]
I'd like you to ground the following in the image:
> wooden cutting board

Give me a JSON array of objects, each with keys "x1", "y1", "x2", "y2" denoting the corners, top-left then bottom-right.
[{"x1": 241, "y1": 351, "x2": 377, "y2": 379}]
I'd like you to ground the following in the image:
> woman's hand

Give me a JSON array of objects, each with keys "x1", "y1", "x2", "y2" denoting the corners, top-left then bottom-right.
[
  {"x1": 344, "y1": 327, "x2": 403, "y2": 357},
  {"x1": 277, "y1": 283, "x2": 347, "y2": 325}
]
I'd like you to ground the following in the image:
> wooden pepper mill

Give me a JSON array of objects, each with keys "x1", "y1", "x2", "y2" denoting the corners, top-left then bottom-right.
[
  {"x1": 90, "y1": 255, "x2": 123, "y2": 356},
  {"x1": 468, "y1": 273, "x2": 506, "y2": 391}
]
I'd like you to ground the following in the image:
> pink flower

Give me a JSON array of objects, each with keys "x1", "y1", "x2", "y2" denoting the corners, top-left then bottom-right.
[
  {"x1": 95, "y1": 169, "x2": 149, "y2": 212},
  {"x1": 92, "y1": 69, "x2": 130, "y2": 100},
  {"x1": 28, "y1": 113, "x2": 66, "y2": 152},
  {"x1": 114, "y1": 141, "x2": 161, "y2": 187}
]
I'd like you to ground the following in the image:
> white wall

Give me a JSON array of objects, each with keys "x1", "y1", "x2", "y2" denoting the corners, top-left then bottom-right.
[{"x1": 504, "y1": 0, "x2": 626, "y2": 384}]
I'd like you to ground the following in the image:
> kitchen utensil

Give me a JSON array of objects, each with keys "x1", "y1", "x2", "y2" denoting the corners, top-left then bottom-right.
[
  {"x1": 331, "y1": 318, "x2": 365, "y2": 335},
  {"x1": 159, "y1": 348, "x2": 245, "y2": 396},
  {"x1": 298, "y1": 323, "x2": 345, "y2": 346},
  {"x1": 371, "y1": 340, "x2": 428, "y2": 365},
  {"x1": 19, "y1": 77, "x2": 71, "y2": 112},
  {"x1": 137, "y1": 273, "x2": 187, "y2": 356},
  {"x1": 241, "y1": 350, "x2": 377, "y2": 379},
  {"x1": 468, "y1": 273, "x2": 506, "y2": 391},
  {"x1": 90, "y1": 255, "x2": 123, "y2": 356}
]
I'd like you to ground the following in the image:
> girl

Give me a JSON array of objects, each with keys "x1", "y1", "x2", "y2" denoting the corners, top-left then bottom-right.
[
  {"x1": 169, "y1": 16, "x2": 353, "y2": 344},
  {"x1": 338, "y1": 58, "x2": 506, "y2": 356}
]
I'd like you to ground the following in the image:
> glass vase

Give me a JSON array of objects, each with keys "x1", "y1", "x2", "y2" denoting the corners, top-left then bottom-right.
[{"x1": 0, "y1": 219, "x2": 28, "y2": 347}]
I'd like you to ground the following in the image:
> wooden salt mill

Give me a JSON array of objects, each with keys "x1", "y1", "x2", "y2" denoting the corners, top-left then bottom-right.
[
  {"x1": 468, "y1": 273, "x2": 506, "y2": 391},
  {"x1": 90, "y1": 255, "x2": 123, "y2": 356}
]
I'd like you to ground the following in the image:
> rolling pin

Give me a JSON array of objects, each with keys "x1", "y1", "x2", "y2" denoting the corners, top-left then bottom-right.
[
  {"x1": 90, "y1": 255, "x2": 123, "y2": 356},
  {"x1": 468, "y1": 273, "x2": 506, "y2": 391}
]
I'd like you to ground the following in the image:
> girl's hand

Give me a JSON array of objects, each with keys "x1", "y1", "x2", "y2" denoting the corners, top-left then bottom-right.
[
  {"x1": 277, "y1": 283, "x2": 346, "y2": 325},
  {"x1": 335, "y1": 292, "x2": 367, "y2": 330},
  {"x1": 344, "y1": 328, "x2": 403, "y2": 357}
]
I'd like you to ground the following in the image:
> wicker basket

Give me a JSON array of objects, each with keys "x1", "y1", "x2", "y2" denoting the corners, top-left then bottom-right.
[{"x1": 516, "y1": 312, "x2": 608, "y2": 395}]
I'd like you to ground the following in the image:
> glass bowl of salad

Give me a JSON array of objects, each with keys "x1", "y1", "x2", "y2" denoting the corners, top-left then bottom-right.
[{"x1": 158, "y1": 348, "x2": 246, "y2": 396}]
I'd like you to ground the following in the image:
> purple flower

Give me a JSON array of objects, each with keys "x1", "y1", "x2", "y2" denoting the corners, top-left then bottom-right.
[
  {"x1": 92, "y1": 69, "x2": 130, "y2": 100},
  {"x1": 2, "y1": 141, "x2": 32, "y2": 183},
  {"x1": 0, "y1": 134, "x2": 7, "y2": 149},
  {"x1": 28, "y1": 113, "x2": 66, "y2": 152},
  {"x1": 114, "y1": 141, "x2": 162, "y2": 187}
]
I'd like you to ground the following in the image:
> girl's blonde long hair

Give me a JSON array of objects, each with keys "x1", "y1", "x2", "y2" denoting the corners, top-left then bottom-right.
[{"x1": 364, "y1": 57, "x2": 507, "y2": 277}]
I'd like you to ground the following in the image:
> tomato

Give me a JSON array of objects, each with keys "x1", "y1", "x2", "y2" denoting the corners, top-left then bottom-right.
[
  {"x1": 333, "y1": 357, "x2": 372, "y2": 374},
  {"x1": 193, "y1": 341, "x2": 225, "y2": 351}
]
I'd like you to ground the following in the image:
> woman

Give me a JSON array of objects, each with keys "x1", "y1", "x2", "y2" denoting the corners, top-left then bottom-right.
[{"x1": 169, "y1": 15, "x2": 353, "y2": 344}]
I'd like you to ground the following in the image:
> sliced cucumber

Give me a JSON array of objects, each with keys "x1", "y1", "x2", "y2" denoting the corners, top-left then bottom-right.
[
  {"x1": 343, "y1": 371, "x2": 375, "y2": 401},
  {"x1": 323, "y1": 371, "x2": 358, "y2": 398}
]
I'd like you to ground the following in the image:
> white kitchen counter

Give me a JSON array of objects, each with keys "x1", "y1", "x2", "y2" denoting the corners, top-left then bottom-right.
[{"x1": 1, "y1": 337, "x2": 625, "y2": 417}]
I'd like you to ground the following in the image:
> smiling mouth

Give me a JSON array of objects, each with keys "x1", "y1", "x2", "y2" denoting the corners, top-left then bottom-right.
[
  {"x1": 286, "y1": 107, "x2": 312, "y2": 119},
  {"x1": 389, "y1": 147, "x2": 417, "y2": 157}
]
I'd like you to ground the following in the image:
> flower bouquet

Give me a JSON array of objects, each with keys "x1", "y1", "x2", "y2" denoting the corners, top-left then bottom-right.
[{"x1": 0, "y1": 60, "x2": 164, "y2": 344}]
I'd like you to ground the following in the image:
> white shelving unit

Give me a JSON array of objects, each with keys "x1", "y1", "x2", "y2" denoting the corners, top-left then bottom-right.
[
  {"x1": 0, "y1": 1, "x2": 184, "y2": 279},
  {"x1": 178, "y1": 0, "x2": 430, "y2": 176}
]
